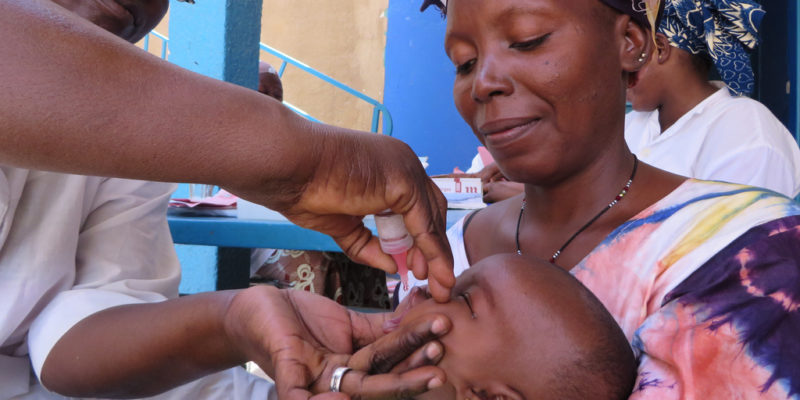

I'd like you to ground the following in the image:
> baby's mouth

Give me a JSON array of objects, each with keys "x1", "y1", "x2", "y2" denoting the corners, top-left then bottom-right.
[{"x1": 382, "y1": 286, "x2": 431, "y2": 333}]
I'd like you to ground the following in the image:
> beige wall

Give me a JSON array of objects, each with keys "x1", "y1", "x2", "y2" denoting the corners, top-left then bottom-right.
[
  {"x1": 260, "y1": 1, "x2": 388, "y2": 132},
  {"x1": 140, "y1": 2, "x2": 389, "y2": 133}
]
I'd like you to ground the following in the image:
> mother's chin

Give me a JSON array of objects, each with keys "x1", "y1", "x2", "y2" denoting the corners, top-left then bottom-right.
[{"x1": 116, "y1": 0, "x2": 169, "y2": 42}]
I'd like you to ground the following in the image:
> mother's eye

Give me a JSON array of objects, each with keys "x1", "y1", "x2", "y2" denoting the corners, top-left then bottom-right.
[
  {"x1": 510, "y1": 33, "x2": 551, "y2": 51},
  {"x1": 455, "y1": 58, "x2": 476, "y2": 75}
]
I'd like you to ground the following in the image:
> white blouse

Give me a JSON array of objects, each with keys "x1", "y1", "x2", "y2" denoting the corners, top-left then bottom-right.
[{"x1": 625, "y1": 87, "x2": 800, "y2": 198}]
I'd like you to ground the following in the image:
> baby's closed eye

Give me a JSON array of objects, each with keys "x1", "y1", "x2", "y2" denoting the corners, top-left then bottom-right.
[{"x1": 459, "y1": 292, "x2": 476, "y2": 319}]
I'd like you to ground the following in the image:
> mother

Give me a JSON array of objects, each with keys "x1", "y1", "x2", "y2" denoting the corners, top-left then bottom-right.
[{"x1": 404, "y1": 0, "x2": 800, "y2": 398}]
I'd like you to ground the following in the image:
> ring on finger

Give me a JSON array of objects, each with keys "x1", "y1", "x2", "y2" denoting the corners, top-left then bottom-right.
[{"x1": 330, "y1": 366, "x2": 353, "y2": 393}]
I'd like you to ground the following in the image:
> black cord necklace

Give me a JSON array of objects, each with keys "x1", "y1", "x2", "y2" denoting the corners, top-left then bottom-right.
[{"x1": 515, "y1": 155, "x2": 639, "y2": 264}]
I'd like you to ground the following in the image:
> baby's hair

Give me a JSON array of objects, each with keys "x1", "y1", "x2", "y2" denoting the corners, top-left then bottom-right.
[
  {"x1": 545, "y1": 287, "x2": 638, "y2": 400},
  {"x1": 500, "y1": 256, "x2": 637, "y2": 400}
]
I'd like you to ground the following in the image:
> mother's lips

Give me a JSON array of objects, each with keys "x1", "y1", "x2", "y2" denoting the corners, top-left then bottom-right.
[{"x1": 478, "y1": 117, "x2": 539, "y2": 136}]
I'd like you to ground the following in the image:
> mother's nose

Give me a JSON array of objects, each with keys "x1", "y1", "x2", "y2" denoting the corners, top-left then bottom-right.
[{"x1": 471, "y1": 57, "x2": 513, "y2": 103}]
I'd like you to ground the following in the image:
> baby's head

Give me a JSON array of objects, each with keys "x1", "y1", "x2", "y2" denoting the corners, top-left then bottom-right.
[{"x1": 400, "y1": 254, "x2": 635, "y2": 399}]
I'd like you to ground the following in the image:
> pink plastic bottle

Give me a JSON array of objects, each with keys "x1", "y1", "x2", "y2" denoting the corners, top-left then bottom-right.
[{"x1": 374, "y1": 211, "x2": 413, "y2": 291}]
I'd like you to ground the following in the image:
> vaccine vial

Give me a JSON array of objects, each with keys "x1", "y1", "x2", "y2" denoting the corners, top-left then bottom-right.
[{"x1": 374, "y1": 211, "x2": 413, "y2": 290}]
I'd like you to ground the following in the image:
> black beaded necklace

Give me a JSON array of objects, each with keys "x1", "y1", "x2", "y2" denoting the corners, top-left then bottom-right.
[{"x1": 515, "y1": 155, "x2": 639, "y2": 263}]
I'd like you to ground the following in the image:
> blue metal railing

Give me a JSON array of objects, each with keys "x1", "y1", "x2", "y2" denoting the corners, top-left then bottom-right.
[
  {"x1": 142, "y1": 32, "x2": 392, "y2": 135},
  {"x1": 259, "y1": 43, "x2": 393, "y2": 135},
  {"x1": 142, "y1": 31, "x2": 169, "y2": 60}
]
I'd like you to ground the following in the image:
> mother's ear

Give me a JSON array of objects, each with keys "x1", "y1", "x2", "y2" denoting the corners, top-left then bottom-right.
[{"x1": 616, "y1": 16, "x2": 653, "y2": 73}]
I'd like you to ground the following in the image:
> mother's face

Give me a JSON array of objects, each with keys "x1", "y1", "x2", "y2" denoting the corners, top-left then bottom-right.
[
  {"x1": 445, "y1": 0, "x2": 630, "y2": 185},
  {"x1": 52, "y1": 0, "x2": 168, "y2": 43}
]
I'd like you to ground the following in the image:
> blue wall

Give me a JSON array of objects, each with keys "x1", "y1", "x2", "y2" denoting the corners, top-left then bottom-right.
[
  {"x1": 169, "y1": 0, "x2": 261, "y2": 90},
  {"x1": 384, "y1": 0, "x2": 480, "y2": 175},
  {"x1": 168, "y1": 0, "x2": 262, "y2": 293}
]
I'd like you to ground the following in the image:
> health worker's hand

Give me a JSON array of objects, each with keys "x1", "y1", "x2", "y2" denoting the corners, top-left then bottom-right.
[
  {"x1": 223, "y1": 285, "x2": 451, "y2": 400},
  {"x1": 238, "y1": 128, "x2": 454, "y2": 302}
]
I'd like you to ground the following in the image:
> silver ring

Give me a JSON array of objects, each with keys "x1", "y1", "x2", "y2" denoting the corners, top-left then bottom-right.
[{"x1": 329, "y1": 366, "x2": 352, "y2": 393}]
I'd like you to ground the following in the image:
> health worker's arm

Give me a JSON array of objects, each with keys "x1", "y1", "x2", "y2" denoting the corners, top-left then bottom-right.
[
  {"x1": 40, "y1": 284, "x2": 451, "y2": 399},
  {"x1": 0, "y1": 0, "x2": 454, "y2": 300}
]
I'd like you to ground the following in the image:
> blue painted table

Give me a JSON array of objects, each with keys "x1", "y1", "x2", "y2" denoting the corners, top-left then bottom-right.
[
  {"x1": 168, "y1": 210, "x2": 472, "y2": 290},
  {"x1": 168, "y1": 209, "x2": 471, "y2": 250}
]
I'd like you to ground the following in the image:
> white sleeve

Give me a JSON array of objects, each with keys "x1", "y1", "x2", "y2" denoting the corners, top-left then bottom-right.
[
  {"x1": 464, "y1": 153, "x2": 485, "y2": 174},
  {"x1": 701, "y1": 145, "x2": 798, "y2": 197},
  {"x1": 397, "y1": 216, "x2": 472, "y2": 302},
  {"x1": 28, "y1": 179, "x2": 180, "y2": 378},
  {"x1": 694, "y1": 101, "x2": 800, "y2": 198}
]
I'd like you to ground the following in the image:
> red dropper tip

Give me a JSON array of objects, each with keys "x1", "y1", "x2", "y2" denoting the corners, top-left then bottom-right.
[{"x1": 390, "y1": 251, "x2": 409, "y2": 291}]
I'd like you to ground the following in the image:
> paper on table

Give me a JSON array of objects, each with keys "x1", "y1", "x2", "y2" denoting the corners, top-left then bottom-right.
[
  {"x1": 170, "y1": 189, "x2": 237, "y2": 208},
  {"x1": 431, "y1": 177, "x2": 486, "y2": 210}
]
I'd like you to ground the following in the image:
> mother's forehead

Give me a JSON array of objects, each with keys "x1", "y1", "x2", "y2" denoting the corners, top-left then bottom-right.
[{"x1": 431, "y1": 0, "x2": 661, "y2": 31}]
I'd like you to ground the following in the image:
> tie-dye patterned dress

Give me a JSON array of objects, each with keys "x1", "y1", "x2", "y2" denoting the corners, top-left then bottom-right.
[
  {"x1": 407, "y1": 179, "x2": 800, "y2": 398},
  {"x1": 571, "y1": 179, "x2": 800, "y2": 399}
]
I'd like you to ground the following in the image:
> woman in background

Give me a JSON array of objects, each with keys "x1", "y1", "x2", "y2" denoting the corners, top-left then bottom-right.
[{"x1": 625, "y1": 0, "x2": 800, "y2": 197}]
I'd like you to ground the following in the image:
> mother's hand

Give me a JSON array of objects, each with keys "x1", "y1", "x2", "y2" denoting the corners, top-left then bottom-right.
[{"x1": 223, "y1": 285, "x2": 451, "y2": 400}]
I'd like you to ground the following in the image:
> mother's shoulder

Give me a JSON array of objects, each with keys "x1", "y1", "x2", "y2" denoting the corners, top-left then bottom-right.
[{"x1": 467, "y1": 194, "x2": 524, "y2": 231}]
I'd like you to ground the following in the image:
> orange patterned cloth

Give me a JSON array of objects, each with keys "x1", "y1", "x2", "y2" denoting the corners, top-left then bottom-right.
[{"x1": 252, "y1": 250, "x2": 390, "y2": 309}]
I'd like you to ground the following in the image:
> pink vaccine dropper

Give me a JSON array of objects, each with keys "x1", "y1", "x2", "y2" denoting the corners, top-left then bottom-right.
[{"x1": 374, "y1": 211, "x2": 413, "y2": 290}]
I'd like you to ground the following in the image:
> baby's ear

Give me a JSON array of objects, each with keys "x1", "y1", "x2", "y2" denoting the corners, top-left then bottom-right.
[{"x1": 618, "y1": 17, "x2": 652, "y2": 73}]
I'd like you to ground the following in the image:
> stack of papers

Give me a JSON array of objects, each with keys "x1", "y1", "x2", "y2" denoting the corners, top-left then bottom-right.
[{"x1": 169, "y1": 189, "x2": 237, "y2": 217}]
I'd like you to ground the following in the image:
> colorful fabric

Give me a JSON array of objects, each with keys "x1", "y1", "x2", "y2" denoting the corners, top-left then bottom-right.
[
  {"x1": 573, "y1": 180, "x2": 800, "y2": 399},
  {"x1": 634, "y1": 215, "x2": 800, "y2": 398},
  {"x1": 659, "y1": 0, "x2": 765, "y2": 95},
  {"x1": 252, "y1": 250, "x2": 390, "y2": 309},
  {"x1": 406, "y1": 179, "x2": 800, "y2": 398}
]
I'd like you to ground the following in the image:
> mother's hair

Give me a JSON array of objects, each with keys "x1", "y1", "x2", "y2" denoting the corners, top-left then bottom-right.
[{"x1": 421, "y1": 0, "x2": 664, "y2": 32}]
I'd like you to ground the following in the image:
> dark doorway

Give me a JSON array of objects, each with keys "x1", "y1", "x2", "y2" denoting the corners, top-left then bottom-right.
[{"x1": 753, "y1": 0, "x2": 796, "y2": 136}]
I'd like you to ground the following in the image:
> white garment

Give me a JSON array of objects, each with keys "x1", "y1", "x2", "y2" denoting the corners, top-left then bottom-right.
[
  {"x1": 0, "y1": 167, "x2": 275, "y2": 399},
  {"x1": 464, "y1": 153, "x2": 485, "y2": 174},
  {"x1": 625, "y1": 87, "x2": 800, "y2": 197}
]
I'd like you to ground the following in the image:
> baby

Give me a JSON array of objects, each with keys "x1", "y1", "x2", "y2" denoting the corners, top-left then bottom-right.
[{"x1": 393, "y1": 253, "x2": 636, "y2": 399}]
